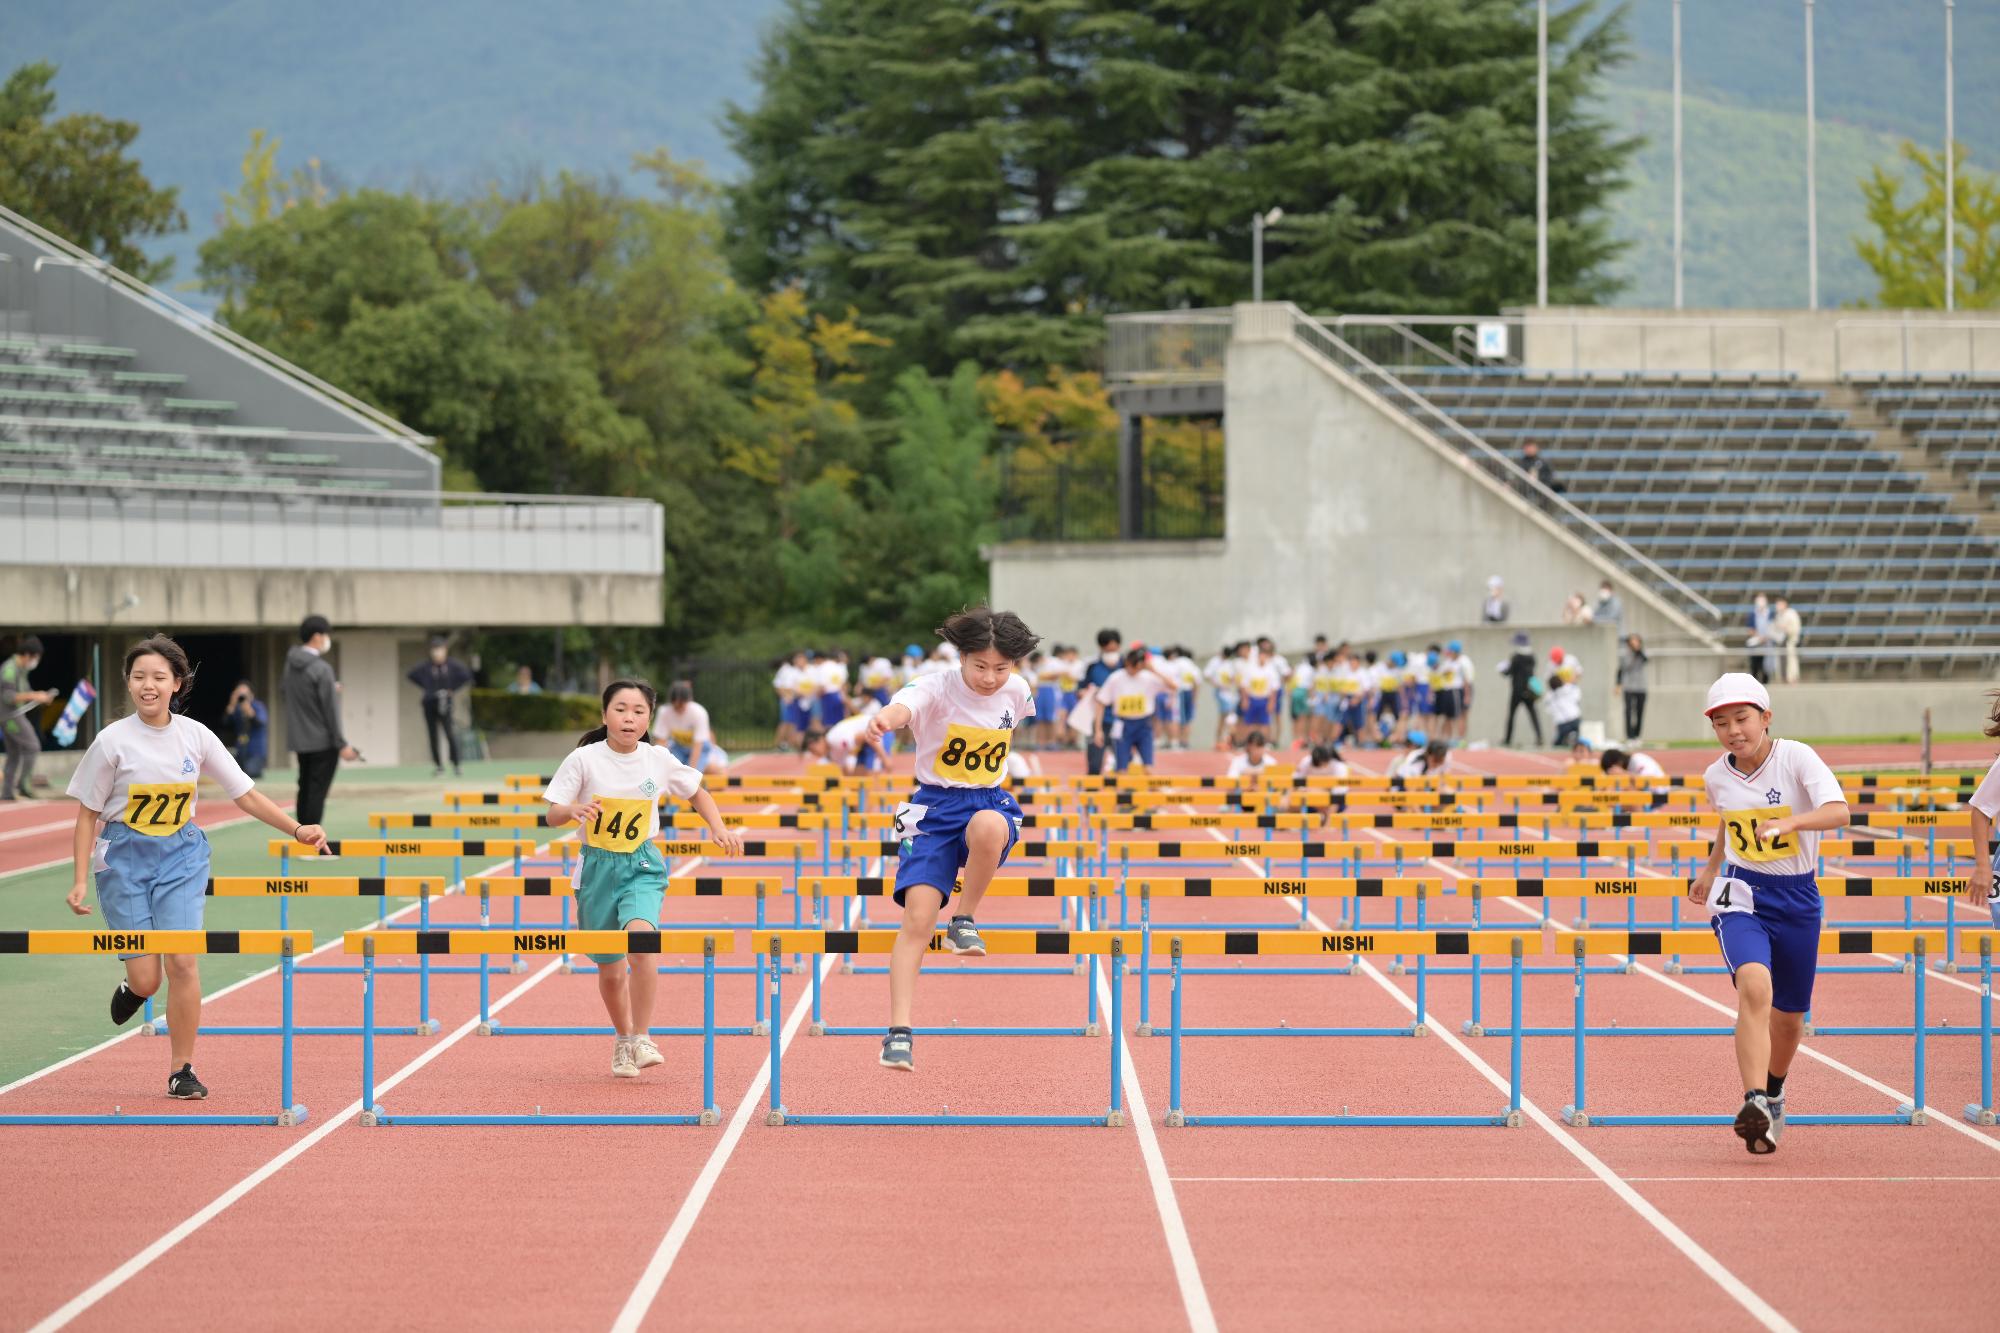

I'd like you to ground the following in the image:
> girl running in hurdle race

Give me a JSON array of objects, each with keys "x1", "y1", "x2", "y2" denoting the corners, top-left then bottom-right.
[
  {"x1": 64, "y1": 635, "x2": 330, "y2": 1100},
  {"x1": 1966, "y1": 691, "x2": 2000, "y2": 929},
  {"x1": 1687, "y1": 673, "x2": 1849, "y2": 1154},
  {"x1": 545, "y1": 680, "x2": 743, "y2": 1079},
  {"x1": 863, "y1": 607, "x2": 1040, "y2": 1072}
]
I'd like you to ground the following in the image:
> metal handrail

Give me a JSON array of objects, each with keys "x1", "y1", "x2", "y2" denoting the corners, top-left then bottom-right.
[
  {"x1": 0, "y1": 203, "x2": 431, "y2": 446},
  {"x1": 1832, "y1": 317, "x2": 2000, "y2": 378},
  {"x1": 1287, "y1": 306, "x2": 1725, "y2": 630},
  {"x1": 1334, "y1": 312, "x2": 1789, "y2": 376},
  {"x1": 0, "y1": 472, "x2": 658, "y2": 508},
  {"x1": 0, "y1": 412, "x2": 428, "y2": 447}
]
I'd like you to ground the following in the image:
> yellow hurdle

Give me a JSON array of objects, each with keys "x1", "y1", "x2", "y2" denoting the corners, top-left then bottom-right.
[
  {"x1": 1555, "y1": 928, "x2": 1948, "y2": 956},
  {"x1": 797, "y1": 875, "x2": 1117, "y2": 899},
  {"x1": 748, "y1": 928, "x2": 1137, "y2": 956},
  {"x1": 342, "y1": 929, "x2": 732, "y2": 955},
  {"x1": 267, "y1": 839, "x2": 543, "y2": 858},
  {"x1": 0, "y1": 928, "x2": 311, "y2": 954},
  {"x1": 1151, "y1": 929, "x2": 1536, "y2": 956},
  {"x1": 208, "y1": 876, "x2": 449, "y2": 897}
]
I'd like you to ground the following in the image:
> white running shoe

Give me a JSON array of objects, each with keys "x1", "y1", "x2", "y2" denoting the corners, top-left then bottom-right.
[
  {"x1": 1734, "y1": 1092, "x2": 1778, "y2": 1154},
  {"x1": 631, "y1": 1035, "x2": 664, "y2": 1070},
  {"x1": 611, "y1": 1037, "x2": 640, "y2": 1079}
]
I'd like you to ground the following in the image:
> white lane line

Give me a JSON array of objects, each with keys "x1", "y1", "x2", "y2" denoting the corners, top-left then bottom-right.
[
  {"x1": 1199, "y1": 830, "x2": 1796, "y2": 1333},
  {"x1": 1479, "y1": 863, "x2": 2000, "y2": 1155},
  {"x1": 27, "y1": 847, "x2": 707, "y2": 1330},
  {"x1": 610, "y1": 875, "x2": 857, "y2": 1333},
  {"x1": 0, "y1": 843, "x2": 556, "y2": 1097},
  {"x1": 29, "y1": 956, "x2": 566, "y2": 1333},
  {"x1": 0, "y1": 816, "x2": 76, "y2": 843},
  {"x1": 1091, "y1": 937, "x2": 1218, "y2": 1333}
]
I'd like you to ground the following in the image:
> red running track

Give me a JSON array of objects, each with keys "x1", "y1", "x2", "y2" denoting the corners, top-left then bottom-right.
[{"x1": 1, "y1": 746, "x2": 1995, "y2": 1332}]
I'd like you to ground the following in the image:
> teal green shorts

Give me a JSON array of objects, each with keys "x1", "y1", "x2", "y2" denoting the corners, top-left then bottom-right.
[{"x1": 576, "y1": 842, "x2": 668, "y2": 963}]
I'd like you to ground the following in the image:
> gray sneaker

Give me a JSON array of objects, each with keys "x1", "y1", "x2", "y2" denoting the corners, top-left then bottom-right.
[
  {"x1": 879, "y1": 1029, "x2": 914, "y2": 1072},
  {"x1": 943, "y1": 915, "x2": 985, "y2": 956},
  {"x1": 1766, "y1": 1095, "x2": 1785, "y2": 1147},
  {"x1": 1734, "y1": 1092, "x2": 1778, "y2": 1154}
]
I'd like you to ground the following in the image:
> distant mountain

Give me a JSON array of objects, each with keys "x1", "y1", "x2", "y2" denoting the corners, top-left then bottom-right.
[{"x1": 9, "y1": 0, "x2": 1993, "y2": 311}]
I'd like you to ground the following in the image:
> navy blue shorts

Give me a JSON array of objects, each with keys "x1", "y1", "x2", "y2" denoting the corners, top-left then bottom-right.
[
  {"x1": 1709, "y1": 865, "x2": 1822, "y2": 1013},
  {"x1": 892, "y1": 784, "x2": 1022, "y2": 908},
  {"x1": 1240, "y1": 696, "x2": 1272, "y2": 727}
]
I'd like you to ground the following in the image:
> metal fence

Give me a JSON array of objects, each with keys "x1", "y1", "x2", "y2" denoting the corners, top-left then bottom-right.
[{"x1": 668, "y1": 657, "x2": 783, "y2": 752}]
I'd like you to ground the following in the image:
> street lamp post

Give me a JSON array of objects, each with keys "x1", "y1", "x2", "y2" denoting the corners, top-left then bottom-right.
[{"x1": 1252, "y1": 206, "x2": 1283, "y2": 302}]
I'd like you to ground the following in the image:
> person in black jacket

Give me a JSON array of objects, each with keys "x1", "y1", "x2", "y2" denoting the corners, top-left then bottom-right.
[
  {"x1": 281, "y1": 615, "x2": 356, "y2": 825},
  {"x1": 407, "y1": 635, "x2": 474, "y2": 776},
  {"x1": 1500, "y1": 632, "x2": 1543, "y2": 747}
]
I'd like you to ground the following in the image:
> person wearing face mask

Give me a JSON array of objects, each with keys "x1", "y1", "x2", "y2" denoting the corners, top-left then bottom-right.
[
  {"x1": 1082, "y1": 627, "x2": 1121, "y2": 777},
  {"x1": 281, "y1": 614, "x2": 358, "y2": 826},
  {"x1": 406, "y1": 635, "x2": 474, "y2": 777}
]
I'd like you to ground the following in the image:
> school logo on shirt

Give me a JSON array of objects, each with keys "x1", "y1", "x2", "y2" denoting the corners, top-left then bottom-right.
[
  {"x1": 999, "y1": 710, "x2": 1015, "y2": 730},
  {"x1": 1765, "y1": 788, "x2": 1782, "y2": 805},
  {"x1": 640, "y1": 778, "x2": 658, "y2": 797},
  {"x1": 180, "y1": 758, "x2": 196, "y2": 775}
]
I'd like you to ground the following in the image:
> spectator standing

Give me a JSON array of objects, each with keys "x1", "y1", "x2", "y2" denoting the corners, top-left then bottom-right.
[
  {"x1": 1746, "y1": 594, "x2": 1777, "y2": 683},
  {"x1": 1082, "y1": 628, "x2": 1121, "y2": 776},
  {"x1": 282, "y1": 614, "x2": 357, "y2": 826},
  {"x1": 224, "y1": 680, "x2": 269, "y2": 778},
  {"x1": 1519, "y1": 439, "x2": 1564, "y2": 493},
  {"x1": 1773, "y1": 598, "x2": 1803, "y2": 684},
  {"x1": 407, "y1": 635, "x2": 474, "y2": 776},
  {"x1": 1561, "y1": 592, "x2": 1594, "y2": 625},
  {"x1": 507, "y1": 665, "x2": 543, "y2": 696},
  {"x1": 1480, "y1": 575, "x2": 1509, "y2": 623},
  {"x1": 1499, "y1": 632, "x2": 1543, "y2": 747},
  {"x1": 1615, "y1": 634, "x2": 1649, "y2": 741},
  {"x1": 1, "y1": 634, "x2": 55, "y2": 800},
  {"x1": 1592, "y1": 579, "x2": 1624, "y2": 634}
]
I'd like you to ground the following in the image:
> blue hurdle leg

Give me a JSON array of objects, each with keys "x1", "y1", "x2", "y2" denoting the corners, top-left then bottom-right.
[
  {"x1": 279, "y1": 936, "x2": 302, "y2": 1124},
  {"x1": 1969, "y1": 940, "x2": 1995, "y2": 1126},
  {"x1": 1108, "y1": 944, "x2": 1126, "y2": 1125},
  {"x1": 1898, "y1": 937, "x2": 1931, "y2": 1122},
  {"x1": 767, "y1": 939, "x2": 786, "y2": 1124},
  {"x1": 1507, "y1": 942, "x2": 1524, "y2": 1122},
  {"x1": 1562, "y1": 946, "x2": 1588, "y2": 1124},
  {"x1": 702, "y1": 937, "x2": 718, "y2": 1124},
  {"x1": 1086, "y1": 952, "x2": 1099, "y2": 1034},
  {"x1": 360, "y1": 942, "x2": 378, "y2": 1123},
  {"x1": 1166, "y1": 940, "x2": 1185, "y2": 1126}
]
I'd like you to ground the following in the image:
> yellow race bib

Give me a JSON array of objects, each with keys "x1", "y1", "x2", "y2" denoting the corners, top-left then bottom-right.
[
  {"x1": 669, "y1": 728, "x2": 695, "y2": 747},
  {"x1": 1722, "y1": 805, "x2": 1794, "y2": 864},
  {"x1": 124, "y1": 782, "x2": 195, "y2": 837},
  {"x1": 934, "y1": 724, "x2": 1011, "y2": 786},
  {"x1": 584, "y1": 796, "x2": 653, "y2": 853},
  {"x1": 1115, "y1": 693, "x2": 1152, "y2": 719}
]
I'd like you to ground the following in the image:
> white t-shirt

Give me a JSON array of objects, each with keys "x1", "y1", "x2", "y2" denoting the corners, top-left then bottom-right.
[
  {"x1": 1547, "y1": 680, "x2": 1582, "y2": 725},
  {"x1": 67, "y1": 713, "x2": 254, "y2": 835},
  {"x1": 1296, "y1": 756, "x2": 1351, "y2": 779},
  {"x1": 1238, "y1": 660, "x2": 1280, "y2": 701},
  {"x1": 1171, "y1": 656, "x2": 1201, "y2": 691},
  {"x1": 824, "y1": 713, "x2": 874, "y2": 768},
  {"x1": 1625, "y1": 752, "x2": 1667, "y2": 780},
  {"x1": 652, "y1": 701, "x2": 713, "y2": 749},
  {"x1": 1392, "y1": 749, "x2": 1442, "y2": 779},
  {"x1": 1450, "y1": 655, "x2": 1475, "y2": 689},
  {"x1": 1701, "y1": 737, "x2": 1844, "y2": 878},
  {"x1": 1970, "y1": 756, "x2": 2000, "y2": 823},
  {"x1": 1226, "y1": 752, "x2": 1278, "y2": 778},
  {"x1": 893, "y1": 667, "x2": 1034, "y2": 788},
  {"x1": 819, "y1": 660, "x2": 848, "y2": 696},
  {"x1": 544, "y1": 740, "x2": 703, "y2": 845},
  {"x1": 1095, "y1": 668, "x2": 1171, "y2": 723},
  {"x1": 773, "y1": 664, "x2": 801, "y2": 698},
  {"x1": 860, "y1": 657, "x2": 896, "y2": 692}
]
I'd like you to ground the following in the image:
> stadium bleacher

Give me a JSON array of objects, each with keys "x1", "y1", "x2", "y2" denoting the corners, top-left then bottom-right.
[{"x1": 1376, "y1": 366, "x2": 2000, "y2": 673}]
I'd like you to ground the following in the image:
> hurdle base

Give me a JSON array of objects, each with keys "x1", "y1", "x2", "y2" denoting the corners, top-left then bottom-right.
[
  {"x1": 0, "y1": 1109, "x2": 305, "y2": 1127},
  {"x1": 1893, "y1": 1102, "x2": 1930, "y2": 1126},
  {"x1": 1566, "y1": 1112, "x2": 1920, "y2": 1127},
  {"x1": 767, "y1": 1107, "x2": 787, "y2": 1126},
  {"x1": 1165, "y1": 1109, "x2": 1186, "y2": 1127},
  {"x1": 366, "y1": 1110, "x2": 718, "y2": 1126},
  {"x1": 278, "y1": 1104, "x2": 309, "y2": 1127},
  {"x1": 1460, "y1": 1021, "x2": 1485, "y2": 1037},
  {"x1": 1562, "y1": 1105, "x2": 1589, "y2": 1127},
  {"x1": 1172, "y1": 1112, "x2": 1518, "y2": 1127},
  {"x1": 1937, "y1": 961, "x2": 1960, "y2": 974},
  {"x1": 771, "y1": 1112, "x2": 1122, "y2": 1126},
  {"x1": 815, "y1": 1023, "x2": 1090, "y2": 1038},
  {"x1": 1136, "y1": 1023, "x2": 1153, "y2": 1036},
  {"x1": 483, "y1": 1023, "x2": 759, "y2": 1038},
  {"x1": 1965, "y1": 1104, "x2": 1997, "y2": 1126},
  {"x1": 1157, "y1": 1025, "x2": 1425, "y2": 1039},
  {"x1": 701, "y1": 1106, "x2": 720, "y2": 1126}
]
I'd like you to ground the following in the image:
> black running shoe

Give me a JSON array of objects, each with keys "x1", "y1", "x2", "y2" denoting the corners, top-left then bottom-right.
[
  {"x1": 110, "y1": 981, "x2": 144, "y2": 1027},
  {"x1": 1734, "y1": 1092, "x2": 1776, "y2": 1154},
  {"x1": 167, "y1": 1064, "x2": 209, "y2": 1100}
]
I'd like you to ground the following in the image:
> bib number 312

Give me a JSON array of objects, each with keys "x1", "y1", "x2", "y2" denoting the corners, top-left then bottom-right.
[{"x1": 1723, "y1": 805, "x2": 1793, "y2": 864}]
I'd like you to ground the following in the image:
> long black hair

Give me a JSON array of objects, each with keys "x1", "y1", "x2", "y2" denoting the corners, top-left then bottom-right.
[
  {"x1": 938, "y1": 606, "x2": 1041, "y2": 661},
  {"x1": 577, "y1": 678, "x2": 657, "y2": 748}
]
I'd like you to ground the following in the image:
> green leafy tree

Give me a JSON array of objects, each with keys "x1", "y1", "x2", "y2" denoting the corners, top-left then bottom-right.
[
  {"x1": 0, "y1": 62, "x2": 186, "y2": 282},
  {"x1": 1854, "y1": 141, "x2": 2000, "y2": 309},
  {"x1": 726, "y1": 0, "x2": 1637, "y2": 381}
]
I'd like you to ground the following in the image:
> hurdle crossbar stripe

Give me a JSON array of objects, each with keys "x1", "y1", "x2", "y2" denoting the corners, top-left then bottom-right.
[
  {"x1": 267, "y1": 839, "x2": 543, "y2": 857},
  {"x1": 798, "y1": 876, "x2": 1117, "y2": 898},
  {"x1": 369, "y1": 812, "x2": 545, "y2": 829},
  {"x1": 342, "y1": 929, "x2": 732, "y2": 956},
  {"x1": 208, "y1": 876, "x2": 449, "y2": 897},
  {"x1": 1127, "y1": 876, "x2": 1438, "y2": 898},
  {"x1": 0, "y1": 929, "x2": 311, "y2": 954},
  {"x1": 1155, "y1": 930, "x2": 1534, "y2": 957},
  {"x1": 471, "y1": 876, "x2": 784, "y2": 898},
  {"x1": 749, "y1": 928, "x2": 1136, "y2": 955},
  {"x1": 1100, "y1": 837, "x2": 1978, "y2": 860},
  {"x1": 1558, "y1": 929, "x2": 1948, "y2": 956}
]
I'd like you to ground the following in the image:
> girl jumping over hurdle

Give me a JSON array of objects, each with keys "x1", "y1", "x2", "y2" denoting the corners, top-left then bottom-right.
[
  {"x1": 64, "y1": 635, "x2": 330, "y2": 1100},
  {"x1": 863, "y1": 607, "x2": 1040, "y2": 1072},
  {"x1": 1687, "y1": 673, "x2": 1848, "y2": 1154},
  {"x1": 545, "y1": 680, "x2": 743, "y2": 1079}
]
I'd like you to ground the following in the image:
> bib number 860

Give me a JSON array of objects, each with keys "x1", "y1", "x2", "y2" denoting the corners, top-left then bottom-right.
[{"x1": 940, "y1": 734, "x2": 1007, "y2": 775}]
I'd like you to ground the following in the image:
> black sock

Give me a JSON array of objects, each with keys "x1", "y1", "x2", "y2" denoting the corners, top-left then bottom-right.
[
  {"x1": 888, "y1": 1025, "x2": 911, "y2": 1037},
  {"x1": 1766, "y1": 1072, "x2": 1786, "y2": 1099},
  {"x1": 951, "y1": 914, "x2": 973, "y2": 925},
  {"x1": 1745, "y1": 1089, "x2": 1761, "y2": 1102}
]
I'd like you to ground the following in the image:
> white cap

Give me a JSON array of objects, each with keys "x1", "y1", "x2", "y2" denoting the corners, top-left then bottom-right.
[{"x1": 1703, "y1": 672, "x2": 1770, "y2": 717}]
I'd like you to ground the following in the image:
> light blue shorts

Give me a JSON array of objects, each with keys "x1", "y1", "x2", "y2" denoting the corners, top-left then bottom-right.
[{"x1": 96, "y1": 820, "x2": 211, "y2": 956}]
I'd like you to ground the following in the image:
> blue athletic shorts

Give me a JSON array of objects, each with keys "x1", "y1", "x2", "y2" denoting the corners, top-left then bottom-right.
[
  {"x1": 1340, "y1": 700, "x2": 1367, "y2": 733},
  {"x1": 1179, "y1": 689, "x2": 1195, "y2": 724},
  {"x1": 785, "y1": 700, "x2": 812, "y2": 730},
  {"x1": 667, "y1": 740, "x2": 717, "y2": 771},
  {"x1": 1709, "y1": 865, "x2": 1823, "y2": 1013},
  {"x1": 892, "y1": 784, "x2": 1022, "y2": 908},
  {"x1": 95, "y1": 821, "x2": 212, "y2": 956},
  {"x1": 1214, "y1": 690, "x2": 1239, "y2": 717},
  {"x1": 818, "y1": 694, "x2": 846, "y2": 727},
  {"x1": 1240, "y1": 696, "x2": 1272, "y2": 727},
  {"x1": 1035, "y1": 684, "x2": 1060, "y2": 720},
  {"x1": 1154, "y1": 691, "x2": 1175, "y2": 721}
]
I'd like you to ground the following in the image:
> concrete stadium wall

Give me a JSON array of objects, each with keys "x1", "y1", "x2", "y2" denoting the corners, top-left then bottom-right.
[
  {"x1": 0, "y1": 566, "x2": 662, "y2": 631},
  {"x1": 1521, "y1": 306, "x2": 2000, "y2": 379}
]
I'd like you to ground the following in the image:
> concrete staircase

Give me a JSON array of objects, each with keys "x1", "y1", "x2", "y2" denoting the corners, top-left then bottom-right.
[{"x1": 1819, "y1": 382, "x2": 2000, "y2": 537}]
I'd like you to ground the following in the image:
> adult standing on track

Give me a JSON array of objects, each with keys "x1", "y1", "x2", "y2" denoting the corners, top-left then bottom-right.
[
  {"x1": 406, "y1": 635, "x2": 473, "y2": 777},
  {"x1": 1499, "y1": 632, "x2": 1542, "y2": 747},
  {"x1": 1082, "y1": 627, "x2": 1120, "y2": 776},
  {"x1": 1615, "y1": 633, "x2": 1648, "y2": 741},
  {"x1": 282, "y1": 614, "x2": 356, "y2": 827},
  {"x1": 1, "y1": 634, "x2": 55, "y2": 801},
  {"x1": 66, "y1": 635, "x2": 328, "y2": 1099}
]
